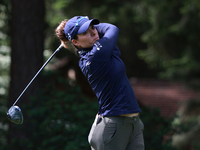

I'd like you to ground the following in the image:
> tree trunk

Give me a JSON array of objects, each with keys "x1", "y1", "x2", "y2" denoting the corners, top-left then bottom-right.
[{"x1": 8, "y1": 0, "x2": 45, "y2": 145}]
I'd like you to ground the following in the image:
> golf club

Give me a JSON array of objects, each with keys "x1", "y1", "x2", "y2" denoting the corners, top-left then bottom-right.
[{"x1": 7, "y1": 44, "x2": 63, "y2": 124}]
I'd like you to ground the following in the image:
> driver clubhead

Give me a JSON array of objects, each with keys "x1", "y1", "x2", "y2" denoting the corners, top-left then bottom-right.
[{"x1": 7, "y1": 106, "x2": 23, "y2": 124}]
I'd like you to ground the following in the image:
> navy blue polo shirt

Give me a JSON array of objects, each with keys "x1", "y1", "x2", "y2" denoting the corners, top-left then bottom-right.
[{"x1": 78, "y1": 23, "x2": 141, "y2": 116}]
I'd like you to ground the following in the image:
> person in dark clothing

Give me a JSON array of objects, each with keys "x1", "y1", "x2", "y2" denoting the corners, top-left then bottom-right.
[{"x1": 55, "y1": 16, "x2": 144, "y2": 150}]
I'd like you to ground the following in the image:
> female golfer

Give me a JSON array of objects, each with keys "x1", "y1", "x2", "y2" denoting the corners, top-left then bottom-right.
[{"x1": 55, "y1": 16, "x2": 144, "y2": 150}]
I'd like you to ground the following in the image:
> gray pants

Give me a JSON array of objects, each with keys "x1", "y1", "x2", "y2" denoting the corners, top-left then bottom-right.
[{"x1": 88, "y1": 114, "x2": 145, "y2": 150}]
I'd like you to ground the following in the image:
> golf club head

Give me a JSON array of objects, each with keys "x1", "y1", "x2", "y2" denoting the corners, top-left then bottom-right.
[{"x1": 7, "y1": 106, "x2": 23, "y2": 124}]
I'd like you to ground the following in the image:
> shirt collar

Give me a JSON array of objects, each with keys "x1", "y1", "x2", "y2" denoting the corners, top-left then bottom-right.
[{"x1": 78, "y1": 48, "x2": 92, "y2": 56}]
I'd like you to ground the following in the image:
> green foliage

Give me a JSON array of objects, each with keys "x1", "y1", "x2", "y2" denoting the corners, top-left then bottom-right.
[
  {"x1": 45, "y1": 0, "x2": 154, "y2": 78},
  {"x1": 47, "y1": 0, "x2": 200, "y2": 80},
  {"x1": 140, "y1": 106, "x2": 176, "y2": 150},
  {"x1": 5, "y1": 72, "x2": 98, "y2": 150},
  {"x1": 0, "y1": 99, "x2": 8, "y2": 149},
  {"x1": 136, "y1": 0, "x2": 200, "y2": 80},
  {"x1": 0, "y1": 1, "x2": 11, "y2": 46},
  {"x1": 1, "y1": 71, "x2": 175, "y2": 150},
  {"x1": 0, "y1": 2, "x2": 11, "y2": 149},
  {"x1": 1, "y1": 0, "x2": 200, "y2": 149},
  {"x1": 0, "y1": 45, "x2": 10, "y2": 89},
  {"x1": 0, "y1": 0, "x2": 11, "y2": 107},
  {"x1": 0, "y1": 46, "x2": 9, "y2": 148},
  {"x1": 170, "y1": 99, "x2": 200, "y2": 150}
]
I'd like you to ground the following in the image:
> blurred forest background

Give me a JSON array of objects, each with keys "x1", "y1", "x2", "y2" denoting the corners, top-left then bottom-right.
[{"x1": 0, "y1": 0, "x2": 200, "y2": 149}]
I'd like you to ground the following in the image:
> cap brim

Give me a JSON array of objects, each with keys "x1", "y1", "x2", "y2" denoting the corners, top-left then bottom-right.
[{"x1": 78, "y1": 19, "x2": 100, "y2": 34}]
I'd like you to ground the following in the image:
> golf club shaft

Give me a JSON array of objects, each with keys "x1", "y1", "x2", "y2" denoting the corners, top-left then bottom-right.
[{"x1": 12, "y1": 44, "x2": 63, "y2": 106}]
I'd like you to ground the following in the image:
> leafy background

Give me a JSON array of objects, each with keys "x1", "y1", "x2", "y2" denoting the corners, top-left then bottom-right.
[{"x1": 0, "y1": 0, "x2": 200, "y2": 149}]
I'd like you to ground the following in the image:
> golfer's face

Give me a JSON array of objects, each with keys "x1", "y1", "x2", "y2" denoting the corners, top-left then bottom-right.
[{"x1": 75, "y1": 25, "x2": 99, "y2": 49}]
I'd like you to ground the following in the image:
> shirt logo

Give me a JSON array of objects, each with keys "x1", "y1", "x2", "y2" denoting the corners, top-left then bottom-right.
[
  {"x1": 94, "y1": 42, "x2": 102, "y2": 50},
  {"x1": 86, "y1": 61, "x2": 91, "y2": 66}
]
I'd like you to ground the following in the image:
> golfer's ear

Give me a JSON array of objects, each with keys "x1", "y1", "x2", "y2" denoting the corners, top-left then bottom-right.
[{"x1": 72, "y1": 39, "x2": 78, "y2": 46}]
